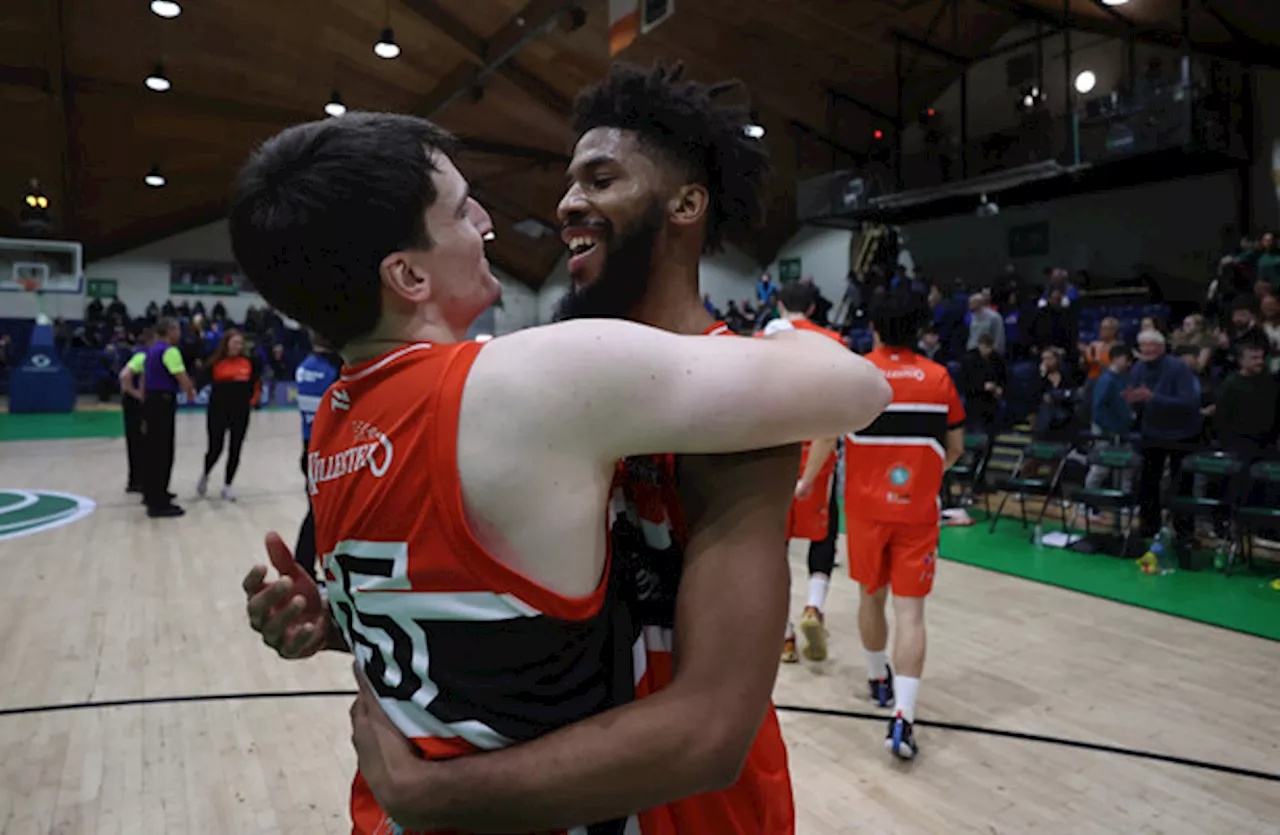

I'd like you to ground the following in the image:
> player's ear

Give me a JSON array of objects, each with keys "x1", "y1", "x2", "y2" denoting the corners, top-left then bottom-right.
[
  {"x1": 380, "y1": 251, "x2": 432, "y2": 304},
  {"x1": 668, "y1": 183, "x2": 709, "y2": 229}
]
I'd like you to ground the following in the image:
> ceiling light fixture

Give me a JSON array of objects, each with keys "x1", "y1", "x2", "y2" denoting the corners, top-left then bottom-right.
[
  {"x1": 145, "y1": 165, "x2": 166, "y2": 188},
  {"x1": 1075, "y1": 70, "x2": 1097, "y2": 94},
  {"x1": 150, "y1": 0, "x2": 181, "y2": 18},
  {"x1": 145, "y1": 63, "x2": 171, "y2": 92},
  {"x1": 1101, "y1": 0, "x2": 1129, "y2": 6},
  {"x1": 374, "y1": 27, "x2": 401, "y2": 59},
  {"x1": 325, "y1": 89, "x2": 347, "y2": 117},
  {"x1": 743, "y1": 124, "x2": 765, "y2": 139}
]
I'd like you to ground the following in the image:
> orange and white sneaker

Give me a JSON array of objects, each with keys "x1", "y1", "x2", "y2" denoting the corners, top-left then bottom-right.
[
  {"x1": 799, "y1": 606, "x2": 827, "y2": 661},
  {"x1": 781, "y1": 635, "x2": 799, "y2": 663}
]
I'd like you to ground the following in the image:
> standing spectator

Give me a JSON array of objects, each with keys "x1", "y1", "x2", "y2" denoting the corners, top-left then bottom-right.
[
  {"x1": 1126, "y1": 330, "x2": 1202, "y2": 544},
  {"x1": 1215, "y1": 343, "x2": 1278, "y2": 531},
  {"x1": 1239, "y1": 231, "x2": 1280, "y2": 292},
  {"x1": 755, "y1": 273, "x2": 774, "y2": 306},
  {"x1": 1171, "y1": 313, "x2": 1218, "y2": 370},
  {"x1": 1033, "y1": 347, "x2": 1079, "y2": 440},
  {"x1": 1082, "y1": 316, "x2": 1121, "y2": 380},
  {"x1": 1085, "y1": 343, "x2": 1135, "y2": 494},
  {"x1": 917, "y1": 326, "x2": 944, "y2": 362},
  {"x1": 1040, "y1": 268, "x2": 1079, "y2": 306},
  {"x1": 800, "y1": 276, "x2": 832, "y2": 327},
  {"x1": 1025, "y1": 287, "x2": 1079, "y2": 361},
  {"x1": 961, "y1": 333, "x2": 1006, "y2": 439},
  {"x1": 965, "y1": 293, "x2": 1006, "y2": 354},
  {"x1": 1260, "y1": 294, "x2": 1280, "y2": 373}
]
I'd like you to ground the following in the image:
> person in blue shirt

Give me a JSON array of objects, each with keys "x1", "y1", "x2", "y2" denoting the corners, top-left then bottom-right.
[
  {"x1": 1125, "y1": 329, "x2": 1202, "y2": 541},
  {"x1": 1084, "y1": 343, "x2": 1135, "y2": 495},
  {"x1": 292, "y1": 332, "x2": 343, "y2": 581}
]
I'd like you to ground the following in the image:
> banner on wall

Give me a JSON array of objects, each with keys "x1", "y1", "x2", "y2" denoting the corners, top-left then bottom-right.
[
  {"x1": 170, "y1": 260, "x2": 251, "y2": 296},
  {"x1": 86, "y1": 278, "x2": 117, "y2": 299},
  {"x1": 778, "y1": 258, "x2": 802, "y2": 283}
]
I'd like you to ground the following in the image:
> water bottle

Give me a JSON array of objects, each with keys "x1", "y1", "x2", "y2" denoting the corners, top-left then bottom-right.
[
  {"x1": 1153, "y1": 525, "x2": 1178, "y2": 575},
  {"x1": 1033, "y1": 523, "x2": 1044, "y2": 550}
]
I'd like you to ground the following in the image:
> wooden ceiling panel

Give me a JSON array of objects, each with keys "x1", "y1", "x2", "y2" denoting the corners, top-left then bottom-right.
[{"x1": 431, "y1": 0, "x2": 532, "y2": 42}]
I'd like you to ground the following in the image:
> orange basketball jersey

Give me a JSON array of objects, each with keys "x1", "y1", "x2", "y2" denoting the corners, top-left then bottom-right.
[
  {"x1": 308, "y1": 341, "x2": 634, "y2": 835},
  {"x1": 844, "y1": 346, "x2": 965, "y2": 525},
  {"x1": 609, "y1": 321, "x2": 795, "y2": 835}
]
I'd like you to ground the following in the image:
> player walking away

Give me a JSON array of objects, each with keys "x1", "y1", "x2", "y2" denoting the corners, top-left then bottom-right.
[
  {"x1": 197, "y1": 328, "x2": 260, "y2": 501},
  {"x1": 231, "y1": 110, "x2": 890, "y2": 835},
  {"x1": 138, "y1": 317, "x2": 198, "y2": 518},
  {"x1": 765, "y1": 281, "x2": 846, "y2": 665},
  {"x1": 292, "y1": 332, "x2": 342, "y2": 583},
  {"x1": 118, "y1": 326, "x2": 155, "y2": 494},
  {"x1": 846, "y1": 293, "x2": 965, "y2": 760}
]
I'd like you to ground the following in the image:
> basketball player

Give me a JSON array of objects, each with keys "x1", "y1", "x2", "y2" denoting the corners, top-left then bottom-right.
[
  {"x1": 846, "y1": 293, "x2": 965, "y2": 760},
  {"x1": 765, "y1": 281, "x2": 845, "y2": 665},
  {"x1": 232, "y1": 110, "x2": 891, "y2": 834},
  {"x1": 117, "y1": 326, "x2": 154, "y2": 493},
  {"x1": 292, "y1": 331, "x2": 342, "y2": 582},
  {"x1": 138, "y1": 317, "x2": 197, "y2": 518}
]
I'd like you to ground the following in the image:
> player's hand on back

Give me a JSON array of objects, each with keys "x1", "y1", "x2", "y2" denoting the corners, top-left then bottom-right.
[{"x1": 242, "y1": 532, "x2": 329, "y2": 659}]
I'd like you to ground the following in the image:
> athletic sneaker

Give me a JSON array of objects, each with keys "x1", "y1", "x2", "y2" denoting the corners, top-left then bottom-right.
[
  {"x1": 886, "y1": 713, "x2": 917, "y2": 760},
  {"x1": 868, "y1": 663, "x2": 895, "y2": 708},
  {"x1": 221, "y1": 485, "x2": 236, "y2": 502},
  {"x1": 798, "y1": 606, "x2": 827, "y2": 661},
  {"x1": 781, "y1": 636, "x2": 798, "y2": 663},
  {"x1": 196, "y1": 473, "x2": 208, "y2": 497},
  {"x1": 147, "y1": 504, "x2": 185, "y2": 519}
]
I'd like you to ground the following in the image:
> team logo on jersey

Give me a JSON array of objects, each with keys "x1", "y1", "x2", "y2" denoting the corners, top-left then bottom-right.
[
  {"x1": 307, "y1": 420, "x2": 393, "y2": 495},
  {"x1": 889, "y1": 466, "x2": 912, "y2": 486},
  {"x1": 883, "y1": 367, "x2": 926, "y2": 382},
  {"x1": 330, "y1": 388, "x2": 351, "y2": 411},
  {"x1": 0, "y1": 489, "x2": 95, "y2": 541}
]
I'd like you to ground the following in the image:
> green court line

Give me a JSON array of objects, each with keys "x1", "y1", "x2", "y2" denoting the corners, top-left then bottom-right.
[{"x1": 0, "y1": 405, "x2": 300, "y2": 442}]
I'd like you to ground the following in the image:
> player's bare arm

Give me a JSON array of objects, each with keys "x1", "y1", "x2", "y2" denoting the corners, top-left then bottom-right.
[
  {"x1": 796, "y1": 436, "x2": 839, "y2": 497},
  {"x1": 348, "y1": 445, "x2": 799, "y2": 832}
]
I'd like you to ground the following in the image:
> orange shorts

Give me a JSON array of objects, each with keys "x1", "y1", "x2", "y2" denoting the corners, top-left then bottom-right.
[
  {"x1": 846, "y1": 518, "x2": 939, "y2": 598},
  {"x1": 787, "y1": 478, "x2": 833, "y2": 541}
]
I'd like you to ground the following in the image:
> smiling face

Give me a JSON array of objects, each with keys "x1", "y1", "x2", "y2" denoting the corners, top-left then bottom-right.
[{"x1": 555, "y1": 128, "x2": 676, "y2": 319}]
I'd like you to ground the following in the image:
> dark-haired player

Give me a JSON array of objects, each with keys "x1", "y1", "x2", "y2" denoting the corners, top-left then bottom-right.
[
  {"x1": 336, "y1": 64, "x2": 882, "y2": 833},
  {"x1": 765, "y1": 281, "x2": 846, "y2": 666},
  {"x1": 847, "y1": 294, "x2": 966, "y2": 760},
  {"x1": 232, "y1": 107, "x2": 890, "y2": 834}
]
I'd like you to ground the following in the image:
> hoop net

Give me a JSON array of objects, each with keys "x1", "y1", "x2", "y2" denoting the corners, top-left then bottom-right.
[{"x1": 17, "y1": 277, "x2": 40, "y2": 293}]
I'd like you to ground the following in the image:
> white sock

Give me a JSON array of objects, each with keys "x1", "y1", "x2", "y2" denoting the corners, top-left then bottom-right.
[
  {"x1": 784, "y1": 621, "x2": 796, "y2": 641},
  {"x1": 806, "y1": 573, "x2": 830, "y2": 611},
  {"x1": 865, "y1": 650, "x2": 888, "y2": 681},
  {"x1": 894, "y1": 675, "x2": 920, "y2": 724}
]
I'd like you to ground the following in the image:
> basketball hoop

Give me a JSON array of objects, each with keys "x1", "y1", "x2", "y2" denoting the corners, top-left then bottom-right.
[{"x1": 16, "y1": 276, "x2": 50, "y2": 324}]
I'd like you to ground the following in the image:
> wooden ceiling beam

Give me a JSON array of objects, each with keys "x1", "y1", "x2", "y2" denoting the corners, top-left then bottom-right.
[
  {"x1": 418, "y1": 0, "x2": 578, "y2": 117},
  {"x1": 890, "y1": 28, "x2": 973, "y2": 66}
]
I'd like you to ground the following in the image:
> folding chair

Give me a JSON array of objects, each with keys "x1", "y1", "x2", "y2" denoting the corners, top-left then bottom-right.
[
  {"x1": 943, "y1": 432, "x2": 989, "y2": 509},
  {"x1": 1065, "y1": 445, "x2": 1141, "y2": 557},
  {"x1": 1165, "y1": 452, "x2": 1244, "y2": 569},
  {"x1": 1233, "y1": 460, "x2": 1280, "y2": 575},
  {"x1": 988, "y1": 441, "x2": 1070, "y2": 534}
]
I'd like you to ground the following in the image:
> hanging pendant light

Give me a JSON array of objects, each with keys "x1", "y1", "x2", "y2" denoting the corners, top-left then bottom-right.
[
  {"x1": 374, "y1": 27, "x2": 400, "y2": 59},
  {"x1": 145, "y1": 62, "x2": 171, "y2": 92}
]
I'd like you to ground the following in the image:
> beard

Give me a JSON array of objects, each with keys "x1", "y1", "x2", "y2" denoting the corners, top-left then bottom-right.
[{"x1": 554, "y1": 200, "x2": 664, "y2": 322}]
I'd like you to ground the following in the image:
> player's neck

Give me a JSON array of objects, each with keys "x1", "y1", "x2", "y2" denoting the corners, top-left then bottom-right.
[
  {"x1": 341, "y1": 310, "x2": 463, "y2": 365},
  {"x1": 783, "y1": 311, "x2": 807, "y2": 323},
  {"x1": 627, "y1": 262, "x2": 714, "y2": 336}
]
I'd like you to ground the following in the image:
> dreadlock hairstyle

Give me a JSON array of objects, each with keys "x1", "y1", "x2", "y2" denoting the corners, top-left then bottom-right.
[{"x1": 571, "y1": 62, "x2": 772, "y2": 254}]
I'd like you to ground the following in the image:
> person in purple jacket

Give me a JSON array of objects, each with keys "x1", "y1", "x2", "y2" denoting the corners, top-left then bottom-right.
[
  {"x1": 1124, "y1": 329, "x2": 1202, "y2": 542},
  {"x1": 139, "y1": 317, "x2": 198, "y2": 518}
]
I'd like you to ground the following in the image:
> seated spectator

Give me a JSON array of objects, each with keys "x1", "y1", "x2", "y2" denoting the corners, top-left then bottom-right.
[
  {"x1": 1140, "y1": 314, "x2": 1168, "y2": 336},
  {"x1": 1085, "y1": 343, "x2": 1135, "y2": 495},
  {"x1": 1033, "y1": 347, "x2": 1080, "y2": 441},
  {"x1": 1025, "y1": 287, "x2": 1079, "y2": 362},
  {"x1": 1082, "y1": 316, "x2": 1121, "y2": 380},
  {"x1": 1126, "y1": 330, "x2": 1202, "y2": 544},
  {"x1": 1215, "y1": 296, "x2": 1267, "y2": 375},
  {"x1": 965, "y1": 292, "x2": 1006, "y2": 354},
  {"x1": 1238, "y1": 230, "x2": 1280, "y2": 292},
  {"x1": 961, "y1": 333, "x2": 1006, "y2": 440}
]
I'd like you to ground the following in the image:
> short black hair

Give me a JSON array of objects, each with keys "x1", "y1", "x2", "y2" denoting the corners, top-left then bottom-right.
[
  {"x1": 871, "y1": 292, "x2": 930, "y2": 349},
  {"x1": 775, "y1": 280, "x2": 814, "y2": 314},
  {"x1": 229, "y1": 112, "x2": 455, "y2": 349},
  {"x1": 572, "y1": 62, "x2": 771, "y2": 253},
  {"x1": 1108, "y1": 343, "x2": 1130, "y2": 362}
]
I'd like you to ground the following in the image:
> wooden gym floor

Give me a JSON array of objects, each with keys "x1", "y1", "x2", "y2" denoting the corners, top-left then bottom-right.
[{"x1": 1, "y1": 410, "x2": 1277, "y2": 834}]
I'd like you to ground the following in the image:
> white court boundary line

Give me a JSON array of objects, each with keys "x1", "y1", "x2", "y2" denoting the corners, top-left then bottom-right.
[{"x1": 0, "y1": 489, "x2": 96, "y2": 541}]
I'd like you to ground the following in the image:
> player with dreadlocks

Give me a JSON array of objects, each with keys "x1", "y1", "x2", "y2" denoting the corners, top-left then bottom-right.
[{"x1": 340, "y1": 62, "x2": 890, "y2": 833}]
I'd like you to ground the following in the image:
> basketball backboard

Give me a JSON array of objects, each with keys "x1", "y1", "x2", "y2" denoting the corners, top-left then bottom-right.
[{"x1": 0, "y1": 238, "x2": 83, "y2": 321}]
